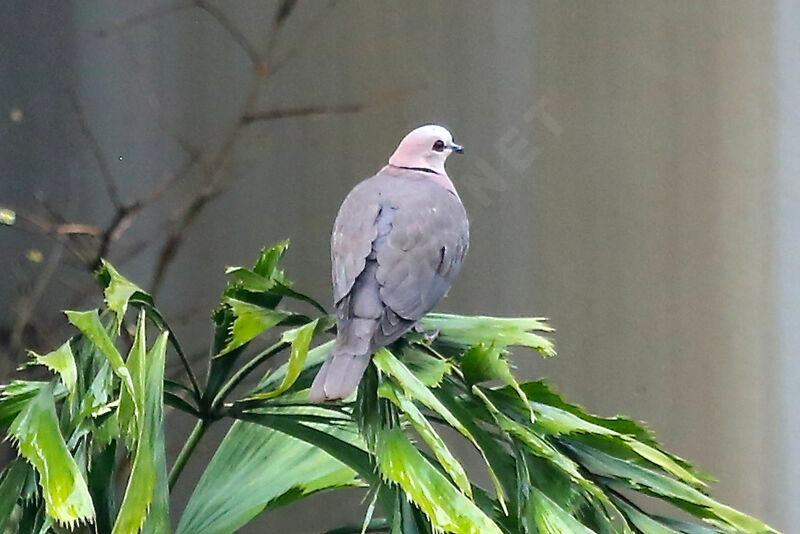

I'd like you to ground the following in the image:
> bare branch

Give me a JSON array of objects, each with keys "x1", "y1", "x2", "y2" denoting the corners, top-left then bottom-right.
[
  {"x1": 4, "y1": 2, "x2": 327, "y2": 377},
  {"x1": 90, "y1": 202, "x2": 144, "y2": 270},
  {"x1": 51, "y1": 223, "x2": 103, "y2": 237},
  {"x1": 6, "y1": 206, "x2": 96, "y2": 265},
  {"x1": 148, "y1": 1, "x2": 298, "y2": 295},
  {"x1": 95, "y1": 1, "x2": 193, "y2": 38},
  {"x1": 119, "y1": 36, "x2": 201, "y2": 158},
  {"x1": 274, "y1": 0, "x2": 299, "y2": 27},
  {"x1": 145, "y1": 153, "x2": 202, "y2": 204},
  {"x1": 192, "y1": 0, "x2": 263, "y2": 70},
  {"x1": 150, "y1": 173, "x2": 233, "y2": 296},
  {"x1": 270, "y1": 0, "x2": 340, "y2": 78},
  {"x1": 241, "y1": 102, "x2": 365, "y2": 124},
  {"x1": 68, "y1": 92, "x2": 124, "y2": 209}
]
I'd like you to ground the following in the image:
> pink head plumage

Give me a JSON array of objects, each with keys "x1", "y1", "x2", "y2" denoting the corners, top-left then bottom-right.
[{"x1": 388, "y1": 124, "x2": 463, "y2": 176}]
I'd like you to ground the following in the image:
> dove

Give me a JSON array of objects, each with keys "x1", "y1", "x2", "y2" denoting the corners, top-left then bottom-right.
[{"x1": 309, "y1": 124, "x2": 469, "y2": 402}]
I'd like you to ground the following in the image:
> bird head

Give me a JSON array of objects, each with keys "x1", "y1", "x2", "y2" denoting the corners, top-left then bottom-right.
[{"x1": 388, "y1": 124, "x2": 464, "y2": 175}]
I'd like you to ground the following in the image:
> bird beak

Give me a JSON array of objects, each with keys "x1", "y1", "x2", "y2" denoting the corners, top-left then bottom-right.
[{"x1": 449, "y1": 143, "x2": 464, "y2": 154}]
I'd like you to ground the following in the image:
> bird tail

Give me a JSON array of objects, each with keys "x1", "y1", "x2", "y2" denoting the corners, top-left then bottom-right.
[{"x1": 309, "y1": 348, "x2": 371, "y2": 402}]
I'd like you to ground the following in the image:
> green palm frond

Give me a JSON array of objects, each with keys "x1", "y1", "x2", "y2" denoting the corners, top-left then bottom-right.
[{"x1": 0, "y1": 242, "x2": 777, "y2": 534}]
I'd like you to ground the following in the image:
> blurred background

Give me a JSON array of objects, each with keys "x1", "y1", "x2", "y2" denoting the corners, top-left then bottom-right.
[{"x1": 1, "y1": 0, "x2": 797, "y2": 531}]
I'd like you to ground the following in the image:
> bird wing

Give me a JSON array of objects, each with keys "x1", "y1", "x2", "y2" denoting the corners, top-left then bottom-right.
[
  {"x1": 331, "y1": 178, "x2": 383, "y2": 305},
  {"x1": 373, "y1": 176, "x2": 469, "y2": 343},
  {"x1": 331, "y1": 171, "x2": 469, "y2": 350}
]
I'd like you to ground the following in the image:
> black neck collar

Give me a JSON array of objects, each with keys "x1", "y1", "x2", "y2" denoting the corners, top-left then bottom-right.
[{"x1": 399, "y1": 166, "x2": 439, "y2": 175}]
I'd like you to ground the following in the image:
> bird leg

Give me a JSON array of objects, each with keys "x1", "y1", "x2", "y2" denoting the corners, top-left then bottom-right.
[{"x1": 413, "y1": 323, "x2": 440, "y2": 343}]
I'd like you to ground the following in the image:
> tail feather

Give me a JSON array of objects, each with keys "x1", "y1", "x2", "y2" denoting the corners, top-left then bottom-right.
[{"x1": 309, "y1": 349, "x2": 371, "y2": 402}]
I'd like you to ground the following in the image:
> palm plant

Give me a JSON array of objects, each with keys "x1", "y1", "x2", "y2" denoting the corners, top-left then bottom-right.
[{"x1": 0, "y1": 241, "x2": 778, "y2": 533}]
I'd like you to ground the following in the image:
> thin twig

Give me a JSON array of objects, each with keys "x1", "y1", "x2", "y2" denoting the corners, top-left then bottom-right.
[
  {"x1": 149, "y1": 2, "x2": 295, "y2": 296},
  {"x1": 95, "y1": 1, "x2": 193, "y2": 38},
  {"x1": 90, "y1": 153, "x2": 199, "y2": 271},
  {"x1": 145, "y1": 154, "x2": 202, "y2": 204},
  {"x1": 51, "y1": 223, "x2": 103, "y2": 237},
  {"x1": 119, "y1": 36, "x2": 201, "y2": 159},
  {"x1": 6, "y1": 206, "x2": 95, "y2": 265},
  {"x1": 9, "y1": 208, "x2": 101, "y2": 238},
  {"x1": 269, "y1": 0, "x2": 341, "y2": 78},
  {"x1": 91, "y1": 204, "x2": 138, "y2": 270},
  {"x1": 68, "y1": 92, "x2": 124, "y2": 209},
  {"x1": 241, "y1": 103, "x2": 366, "y2": 124},
  {"x1": 3, "y1": 2, "x2": 361, "y2": 395},
  {"x1": 109, "y1": 152, "x2": 203, "y2": 271},
  {"x1": 192, "y1": 0, "x2": 263, "y2": 70}
]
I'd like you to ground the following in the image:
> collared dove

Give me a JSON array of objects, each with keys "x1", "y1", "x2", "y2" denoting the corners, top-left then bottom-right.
[{"x1": 309, "y1": 125, "x2": 469, "y2": 402}]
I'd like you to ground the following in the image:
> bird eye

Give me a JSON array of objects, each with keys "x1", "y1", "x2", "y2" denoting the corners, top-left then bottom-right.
[{"x1": 432, "y1": 140, "x2": 445, "y2": 152}]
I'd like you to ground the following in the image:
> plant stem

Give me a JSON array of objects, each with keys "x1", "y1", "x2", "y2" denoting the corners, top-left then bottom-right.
[
  {"x1": 322, "y1": 518, "x2": 389, "y2": 534},
  {"x1": 141, "y1": 301, "x2": 203, "y2": 401},
  {"x1": 168, "y1": 419, "x2": 208, "y2": 490},
  {"x1": 169, "y1": 334, "x2": 203, "y2": 401},
  {"x1": 211, "y1": 340, "x2": 289, "y2": 409}
]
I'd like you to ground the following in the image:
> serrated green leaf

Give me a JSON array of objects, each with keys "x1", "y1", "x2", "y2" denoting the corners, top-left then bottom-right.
[
  {"x1": 0, "y1": 461, "x2": 30, "y2": 532},
  {"x1": 614, "y1": 499, "x2": 681, "y2": 533},
  {"x1": 178, "y1": 408, "x2": 363, "y2": 534},
  {"x1": 256, "y1": 340, "x2": 334, "y2": 392},
  {"x1": 566, "y1": 442, "x2": 777, "y2": 533},
  {"x1": 374, "y1": 349, "x2": 469, "y2": 437},
  {"x1": 376, "y1": 427, "x2": 503, "y2": 534},
  {"x1": 462, "y1": 344, "x2": 534, "y2": 422},
  {"x1": 253, "y1": 240, "x2": 290, "y2": 279},
  {"x1": 503, "y1": 383, "x2": 705, "y2": 490},
  {"x1": 374, "y1": 349, "x2": 510, "y2": 513},
  {"x1": 66, "y1": 309, "x2": 135, "y2": 402},
  {"x1": 476, "y1": 389, "x2": 592, "y2": 496},
  {"x1": 271, "y1": 282, "x2": 328, "y2": 314},
  {"x1": 527, "y1": 399, "x2": 705, "y2": 489},
  {"x1": 112, "y1": 431, "x2": 157, "y2": 533},
  {"x1": 88, "y1": 442, "x2": 117, "y2": 534},
  {"x1": 526, "y1": 487, "x2": 596, "y2": 534},
  {"x1": 235, "y1": 410, "x2": 372, "y2": 479},
  {"x1": 112, "y1": 330, "x2": 170, "y2": 534},
  {"x1": 143, "y1": 332, "x2": 172, "y2": 534},
  {"x1": 379, "y1": 381, "x2": 472, "y2": 497},
  {"x1": 9, "y1": 384, "x2": 94, "y2": 526},
  {"x1": 216, "y1": 298, "x2": 287, "y2": 357},
  {"x1": 474, "y1": 387, "x2": 631, "y2": 533},
  {"x1": 247, "y1": 319, "x2": 318, "y2": 400},
  {"x1": 522, "y1": 381, "x2": 712, "y2": 485},
  {"x1": 435, "y1": 384, "x2": 516, "y2": 515},
  {"x1": 653, "y1": 516, "x2": 725, "y2": 534},
  {"x1": 97, "y1": 260, "x2": 143, "y2": 334},
  {"x1": 77, "y1": 360, "x2": 116, "y2": 442},
  {"x1": 0, "y1": 381, "x2": 64, "y2": 430},
  {"x1": 224, "y1": 267, "x2": 277, "y2": 292},
  {"x1": 93, "y1": 411, "x2": 120, "y2": 447},
  {"x1": 399, "y1": 345, "x2": 453, "y2": 387},
  {"x1": 0, "y1": 242, "x2": 778, "y2": 534},
  {"x1": 420, "y1": 313, "x2": 555, "y2": 356},
  {"x1": 622, "y1": 437, "x2": 705, "y2": 490},
  {"x1": 118, "y1": 312, "x2": 147, "y2": 441},
  {"x1": 26, "y1": 342, "x2": 77, "y2": 399}
]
